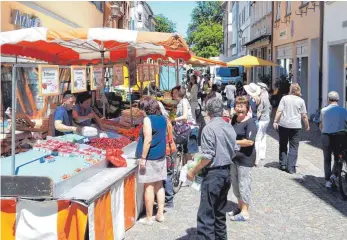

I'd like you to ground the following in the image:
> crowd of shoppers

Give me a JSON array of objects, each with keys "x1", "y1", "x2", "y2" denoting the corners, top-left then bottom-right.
[{"x1": 135, "y1": 74, "x2": 347, "y2": 237}]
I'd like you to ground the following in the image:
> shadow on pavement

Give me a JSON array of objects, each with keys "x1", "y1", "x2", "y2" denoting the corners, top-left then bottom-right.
[
  {"x1": 267, "y1": 108, "x2": 322, "y2": 150},
  {"x1": 225, "y1": 200, "x2": 239, "y2": 213},
  {"x1": 292, "y1": 175, "x2": 347, "y2": 217},
  {"x1": 264, "y1": 161, "x2": 280, "y2": 169},
  {"x1": 176, "y1": 228, "x2": 198, "y2": 240}
]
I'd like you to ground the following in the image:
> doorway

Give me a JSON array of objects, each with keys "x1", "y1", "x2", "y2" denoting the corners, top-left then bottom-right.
[{"x1": 297, "y1": 57, "x2": 309, "y2": 106}]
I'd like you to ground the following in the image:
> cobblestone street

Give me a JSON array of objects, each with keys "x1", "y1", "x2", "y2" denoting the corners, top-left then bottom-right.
[{"x1": 126, "y1": 122, "x2": 347, "y2": 240}]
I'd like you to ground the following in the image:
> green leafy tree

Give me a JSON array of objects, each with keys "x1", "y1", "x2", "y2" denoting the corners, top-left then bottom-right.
[
  {"x1": 190, "y1": 23, "x2": 223, "y2": 58},
  {"x1": 187, "y1": 1, "x2": 223, "y2": 58},
  {"x1": 154, "y1": 14, "x2": 176, "y2": 33}
]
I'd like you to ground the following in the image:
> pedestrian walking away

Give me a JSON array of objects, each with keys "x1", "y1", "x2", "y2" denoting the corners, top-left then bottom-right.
[
  {"x1": 229, "y1": 96, "x2": 257, "y2": 221},
  {"x1": 319, "y1": 91, "x2": 347, "y2": 189},
  {"x1": 273, "y1": 83, "x2": 310, "y2": 174},
  {"x1": 255, "y1": 83, "x2": 272, "y2": 166},
  {"x1": 224, "y1": 80, "x2": 237, "y2": 116},
  {"x1": 187, "y1": 98, "x2": 236, "y2": 240}
]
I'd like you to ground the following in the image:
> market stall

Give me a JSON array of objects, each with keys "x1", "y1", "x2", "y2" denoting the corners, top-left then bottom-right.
[{"x1": 0, "y1": 27, "x2": 190, "y2": 239}]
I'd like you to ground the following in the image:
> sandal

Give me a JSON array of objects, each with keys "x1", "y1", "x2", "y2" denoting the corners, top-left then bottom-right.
[
  {"x1": 230, "y1": 214, "x2": 249, "y2": 222},
  {"x1": 153, "y1": 215, "x2": 165, "y2": 223},
  {"x1": 227, "y1": 208, "x2": 241, "y2": 216},
  {"x1": 138, "y1": 217, "x2": 154, "y2": 225}
]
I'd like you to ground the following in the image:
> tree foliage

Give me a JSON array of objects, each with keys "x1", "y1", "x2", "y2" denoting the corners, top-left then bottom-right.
[
  {"x1": 187, "y1": 1, "x2": 224, "y2": 58},
  {"x1": 154, "y1": 14, "x2": 176, "y2": 33}
]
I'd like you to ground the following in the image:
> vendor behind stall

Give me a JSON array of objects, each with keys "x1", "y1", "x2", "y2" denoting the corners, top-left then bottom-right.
[
  {"x1": 73, "y1": 92, "x2": 102, "y2": 128},
  {"x1": 53, "y1": 93, "x2": 80, "y2": 136},
  {"x1": 144, "y1": 80, "x2": 162, "y2": 97}
]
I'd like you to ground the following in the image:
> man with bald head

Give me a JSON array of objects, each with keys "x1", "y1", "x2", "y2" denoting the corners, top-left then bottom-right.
[{"x1": 320, "y1": 91, "x2": 347, "y2": 189}]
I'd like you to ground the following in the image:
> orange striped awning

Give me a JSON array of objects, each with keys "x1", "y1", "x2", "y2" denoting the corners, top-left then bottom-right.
[{"x1": 0, "y1": 28, "x2": 191, "y2": 64}]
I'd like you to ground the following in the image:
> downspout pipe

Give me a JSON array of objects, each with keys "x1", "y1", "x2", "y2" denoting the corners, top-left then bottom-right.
[{"x1": 318, "y1": 2, "x2": 324, "y2": 109}]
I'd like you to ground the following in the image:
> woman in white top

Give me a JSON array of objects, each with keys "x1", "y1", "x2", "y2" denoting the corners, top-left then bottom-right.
[
  {"x1": 273, "y1": 83, "x2": 310, "y2": 174},
  {"x1": 174, "y1": 88, "x2": 196, "y2": 164},
  {"x1": 188, "y1": 75, "x2": 199, "y2": 121}
]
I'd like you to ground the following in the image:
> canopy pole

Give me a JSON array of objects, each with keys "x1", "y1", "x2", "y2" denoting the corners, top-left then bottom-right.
[
  {"x1": 167, "y1": 64, "x2": 169, "y2": 90},
  {"x1": 176, "y1": 59, "x2": 179, "y2": 86},
  {"x1": 101, "y1": 51, "x2": 106, "y2": 118},
  {"x1": 11, "y1": 65, "x2": 17, "y2": 175}
]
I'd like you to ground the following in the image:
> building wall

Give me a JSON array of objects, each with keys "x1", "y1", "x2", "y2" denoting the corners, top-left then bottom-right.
[
  {"x1": 232, "y1": 2, "x2": 239, "y2": 56},
  {"x1": 1, "y1": 1, "x2": 104, "y2": 31},
  {"x1": 237, "y1": 1, "x2": 251, "y2": 57},
  {"x1": 272, "y1": 1, "x2": 321, "y2": 115},
  {"x1": 222, "y1": 1, "x2": 234, "y2": 58},
  {"x1": 132, "y1": 1, "x2": 155, "y2": 32},
  {"x1": 322, "y1": 1, "x2": 347, "y2": 108}
]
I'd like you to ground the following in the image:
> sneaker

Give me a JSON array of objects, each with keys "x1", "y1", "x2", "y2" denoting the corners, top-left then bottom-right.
[
  {"x1": 326, "y1": 181, "x2": 332, "y2": 188},
  {"x1": 164, "y1": 203, "x2": 174, "y2": 209},
  {"x1": 227, "y1": 208, "x2": 241, "y2": 216},
  {"x1": 138, "y1": 217, "x2": 154, "y2": 226},
  {"x1": 230, "y1": 213, "x2": 250, "y2": 221},
  {"x1": 330, "y1": 175, "x2": 337, "y2": 188}
]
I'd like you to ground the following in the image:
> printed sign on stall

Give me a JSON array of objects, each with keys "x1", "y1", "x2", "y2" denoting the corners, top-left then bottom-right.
[
  {"x1": 90, "y1": 66, "x2": 103, "y2": 90},
  {"x1": 149, "y1": 64, "x2": 156, "y2": 82},
  {"x1": 127, "y1": 46, "x2": 137, "y2": 86},
  {"x1": 138, "y1": 64, "x2": 151, "y2": 82},
  {"x1": 113, "y1": 65, "x2": 124, "y2": 86},
  {"x1": 38, "y1": 65, "x2": 60, "y2": 96},
  {"x1": 71, "y1": 66, "x2": 87, "y2": 93}
]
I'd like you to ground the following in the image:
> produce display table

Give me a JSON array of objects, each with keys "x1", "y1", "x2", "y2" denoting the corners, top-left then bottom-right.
[{"x1": 1, "y1": 132, "x2": 143, "y2": 240}]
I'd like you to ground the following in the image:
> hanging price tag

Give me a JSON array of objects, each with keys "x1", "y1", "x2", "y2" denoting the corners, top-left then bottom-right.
[{"x1": 113, "y1": 65, "x2": 124, "y2": 86}]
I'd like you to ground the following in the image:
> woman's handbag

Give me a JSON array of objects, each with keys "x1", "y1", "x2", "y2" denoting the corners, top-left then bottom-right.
[{"x1": 173, "y1": 123, "x2": 191, "y2": 144}]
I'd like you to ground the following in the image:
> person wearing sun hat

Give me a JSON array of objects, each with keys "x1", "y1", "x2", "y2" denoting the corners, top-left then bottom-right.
[
  {"x1": 254, "y1": 82, "x2": 272, "y2": 166},
  {"x1": 243, "y1": 83, "x2": 261, "y2": 124}
]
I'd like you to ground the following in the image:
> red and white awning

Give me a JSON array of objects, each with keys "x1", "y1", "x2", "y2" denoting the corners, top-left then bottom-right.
[{"x1": 0, "y1": 28, "x2": 191, "y2": 64}]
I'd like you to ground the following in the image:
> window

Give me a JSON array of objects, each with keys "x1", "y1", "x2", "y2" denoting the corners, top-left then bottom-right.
[
  {"x1": 276, "y1": 2, "x2": 281, "y2": 21},
  {"x1": 286, "y1": 1, "x2": 291, "y2": 15},
  {"x1": 242, "y1": 7, "x2": 245, "y2": 23},
  {"x1": 249, "y1": 2, "x2": 252, "y2": 17},
  {"x1": 90, "y1": 1, "x2": 104, "y2": 13},
  {"x1": 138, "y1": 13, "x2": 142, "y2": 22},
  {"x1": 230, "y1": 68, "x2": 240, "y2": 77}
]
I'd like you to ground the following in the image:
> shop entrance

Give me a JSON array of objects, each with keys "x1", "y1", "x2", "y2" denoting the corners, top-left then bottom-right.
[{"x1": 296, "y1": 57, "x2": 309, "y2": 106}]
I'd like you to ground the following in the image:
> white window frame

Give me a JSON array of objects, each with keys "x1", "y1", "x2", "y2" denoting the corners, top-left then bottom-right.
[
  {"x1": 286, "y1": 1, "x2": 291, "y2": 15},
  {"x1": 276, "y1": 2, "x2": 281, "y2": 21}
]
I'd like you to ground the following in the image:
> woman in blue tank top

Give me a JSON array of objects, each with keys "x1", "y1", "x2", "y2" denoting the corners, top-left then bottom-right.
[{"x1": 135, "y1": 96, "x2": 167, "y2": 225}]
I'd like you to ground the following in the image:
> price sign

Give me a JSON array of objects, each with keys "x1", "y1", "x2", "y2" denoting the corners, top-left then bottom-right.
[
  {"x1": 71, "y1": 66, "x2": 87, "y2": 93},
  {"x1": 127, "y1": 46, "x2": 137, "y2": 86},
  {"x1": 38, "y1": 65, "x2": 60, "y2": 96},
  {"x1": 90, "y1": 66, "x2": 103, "y2": 90},
  {"x1": 113, "y1": 65, "x2": 124, "y2": 86},
  {"x1": 149, "y1": 64, "x2": 156, "y2": 82}
]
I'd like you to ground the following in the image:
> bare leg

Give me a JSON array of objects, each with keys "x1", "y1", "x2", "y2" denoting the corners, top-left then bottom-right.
[
  {"x1": 144, "y1": 183, "x2": 155, "y2": 220},
  {"x1": 154, "y1": 181, "x2": 165, "y2": 220},
  {"x1": 238, "y1": 199, "x2": 249, "y2": 216}
]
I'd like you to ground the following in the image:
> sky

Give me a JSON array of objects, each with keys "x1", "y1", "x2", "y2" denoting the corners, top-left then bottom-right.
[{"x1": 148, "y1": 1, "x2": 197, "y2": 38}]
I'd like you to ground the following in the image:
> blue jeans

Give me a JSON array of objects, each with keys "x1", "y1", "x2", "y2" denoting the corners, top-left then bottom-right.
[{"x1": 164, "y1": 172, "x2": 174, "y2": 205}]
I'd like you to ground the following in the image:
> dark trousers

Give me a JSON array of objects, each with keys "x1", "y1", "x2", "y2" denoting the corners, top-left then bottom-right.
[
  {"x1": 197, "y1": 168, "x2": 231, "y2": 240},
  {"x1": 322, "y1": 134, "x2": 339, "y2": 180},
  {"x1": 278, "y1": 126, "x2": 301, "y2": 171}
]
